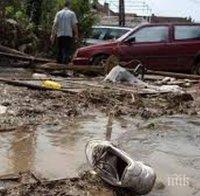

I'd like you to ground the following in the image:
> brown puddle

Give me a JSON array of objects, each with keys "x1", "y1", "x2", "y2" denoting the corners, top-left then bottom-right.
[
  {"x1": 0, "y1": 113, "x2": 200, "y2": 195},
  {"x1": 0, "y1": 112, "x2": 130, "y2": 179},
  {"x1": 119, "y1": 115, "x2": 200, "y2": 196}
]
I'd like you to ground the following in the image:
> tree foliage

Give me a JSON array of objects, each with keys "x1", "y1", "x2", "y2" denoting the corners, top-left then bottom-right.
[
  {"x1": 2, "y1": 0, "x2": 97, "y2": 35},
  {"x1": 0, "y1": 0, "x2": 97, "y2": 55}
]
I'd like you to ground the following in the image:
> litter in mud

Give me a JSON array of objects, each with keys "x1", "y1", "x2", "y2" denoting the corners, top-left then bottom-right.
[
  {"x1": 0, "y1": 105, "x2": 7, "y2": 114},
  {"x1": 85, "y1": 140, "x2": 156, "y2": 195},
  {"x1": 0, "y1": 50, "x2": 200, "y2": 195},
  {"x1": 0, "y1": 171, "x2": 113, "y2": 196},
  {"x1": 104, "y1": 65, "x2": 145, "y2": 86}
]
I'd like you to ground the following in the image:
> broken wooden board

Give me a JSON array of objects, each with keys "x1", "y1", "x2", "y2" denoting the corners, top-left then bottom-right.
[
  {"x1": 0, "y1": 45, "x2": 26, "y2": 56},
  {"x1": 35, "y1": 63, "x2": 104, "y2": 75},
  {"x1": 147, "y1": 70, "x2": 200, "y2": 80},
  {"x1": 0, "y1": 78, "x2": 82, "y2": 94},
  {"x1": 0, "y1": 52, "x2": 53, "y2": 64},
  {"x1": 0, "y1": 174, "x2": 21, "y2": 181}
]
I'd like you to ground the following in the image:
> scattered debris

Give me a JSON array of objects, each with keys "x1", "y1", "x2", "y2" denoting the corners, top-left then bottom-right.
[
  {"x1": 0, "y1": 44, "x2": 26, "y2": 56},
  {"x1": 0, "y1": 51, "x2": 52, "y2": 64},
  {"x1": 104, "y1": 65, "x2": 145, "y2": 86},
  {"x1": 32, "y1": 73, "x2": 48, "y2": 79},
  {"x1": 85, "y1": 140, "x2": 156, "y2": 195},
  {"x1": 0, "y1": 105, "x2": 7, "y2": 115},
  {"x1": 0, "y1": 171, "x2": 112, "y2": 196},
  {"x1": 0, "y1": 174, "x2": 21, "y2": 181},
  {"x1": 0, "y1": 77, "x2": 79, "y2": 94},
  {"x1": 42, "y1": 80, "x2": 62, "y2": 90},
  {"x1": 0, "y1": 63, "x2": 199, "y2": 196},
  {"x1": 156, "y1": 85, "x2": 184, "y2": 94},
  {"x1": 147, "y1": 70, "x2": 200, "y2": 80},
  {"x1": 158, "y1": 77, "x2": 176, "y2": 85}
]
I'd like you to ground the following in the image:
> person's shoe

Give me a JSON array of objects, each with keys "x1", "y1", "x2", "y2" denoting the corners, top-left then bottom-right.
[{"x1": 85, "y1": 140, "x2": 156, "y2": 195}]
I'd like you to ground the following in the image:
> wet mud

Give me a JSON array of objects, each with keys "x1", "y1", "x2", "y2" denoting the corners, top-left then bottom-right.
[{"x1": 0, "y1": 68, "x2": 200, "y2": 195}]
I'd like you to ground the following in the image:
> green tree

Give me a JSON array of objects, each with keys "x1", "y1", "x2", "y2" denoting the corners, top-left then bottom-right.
[
  {"x1": 26, "y1": 0, "x2": 43, "y2": 25},
  {"x1": 0, "y1": 0, "x2": 97, "y2": 55},
  {"x1": 72, "y1": 0, "x2": 97, "y2": 37}
]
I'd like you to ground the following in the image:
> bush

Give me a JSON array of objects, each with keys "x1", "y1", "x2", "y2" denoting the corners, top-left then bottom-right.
[{"x1": 0, "y1": 0, "x2": 97, "y2": 56}]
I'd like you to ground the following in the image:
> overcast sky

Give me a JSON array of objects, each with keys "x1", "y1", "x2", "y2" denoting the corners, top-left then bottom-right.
[{"x1": 100, "y1": 0, "x2": 200, "y2": 22}]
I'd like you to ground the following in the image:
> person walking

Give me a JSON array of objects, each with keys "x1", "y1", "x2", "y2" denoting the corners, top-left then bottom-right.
[{"x1": 51, "y1": 0, "x2": 78, "y2": 64}]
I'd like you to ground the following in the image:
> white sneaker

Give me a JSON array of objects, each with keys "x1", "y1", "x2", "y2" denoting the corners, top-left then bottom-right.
[{"x1": 85, "y1": 140, "x2": 156, "y2": 195}]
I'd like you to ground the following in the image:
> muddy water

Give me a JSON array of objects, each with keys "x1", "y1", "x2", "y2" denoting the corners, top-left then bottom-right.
[
  {"x1": 0, "y1": 112, "x2": 200, "y2": 195},
  {"x1": 0, "y1": 112, "x2": 129, "y2": 179},
  {"x1": 119, "y1": 115, "x2": 200, "y2": 196}
]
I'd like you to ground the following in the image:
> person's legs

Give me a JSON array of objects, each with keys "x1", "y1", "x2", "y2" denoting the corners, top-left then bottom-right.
[
  {"x1": 57, "y1": 36, "x2": 63, "y2": 64},
  {"x1": 62, "y1": 36, "x2": 73, "y2": 64},
  {"x1": 57, "y1": 36, "x2": 73, "y2": 64}
]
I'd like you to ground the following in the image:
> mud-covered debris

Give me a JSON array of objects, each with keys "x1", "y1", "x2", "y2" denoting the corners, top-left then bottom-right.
[
  {"x1": 0, "y1": 187, "x2": 7, "y2": 195},
  {"x1": 1, "y1": 171, "x2": 113, "y2": 196},
  {"x1": 158, "y1": 77, "x2": 176, "y2": 85},
  {"x1": 0, "y1": 79, "x2": 199, "y2": 128},
  {"x1": 0, "y1": 174, "x2": 21, "y2": 181},
  {"x1": 104, "y1": 65, "x2": 145, "y2": 86},
  {"x1": 0, "y1": 105, "x2": 7, "y2": 114},
  {"x1": 32, "y1": 73, "x2": 48, "y2": 79}
]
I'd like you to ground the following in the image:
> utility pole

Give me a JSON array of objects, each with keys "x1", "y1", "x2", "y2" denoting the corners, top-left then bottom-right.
[{"x1": 119, "y1": 0, "x2": 125, "y2": 26}]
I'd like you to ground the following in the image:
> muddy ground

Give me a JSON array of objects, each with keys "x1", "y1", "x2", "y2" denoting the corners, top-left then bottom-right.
[
  {"x1": 0, "y1": 68, "x2": 200, "y2": 196},
  {"x1": 0, "y1": 80, "x2": 199, "y2": 129}
]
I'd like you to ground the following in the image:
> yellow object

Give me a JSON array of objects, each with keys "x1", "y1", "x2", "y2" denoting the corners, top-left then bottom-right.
[{"x1": 42, "y1": 80, "x2": 62, "y2": 90}]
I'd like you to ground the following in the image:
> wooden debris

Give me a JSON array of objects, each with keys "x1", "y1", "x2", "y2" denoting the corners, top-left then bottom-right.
[
  {"x1": 0, "y1": 174, "x2": 21, "y2": 181},
  {"x1": 0, "y1": 52, "x2": 53, "y2": 64},
  {"x1": 0, "y1": 127, "x2": 16, "y2": 133},
  {"x1": 0, "y1": 77, "x2": 82, "y2": 94},
  {"x1": 0, "y1": 44, "x2": 26, "y2": 56},
  {"x1": 36, "y1": 63, "x2": 103, "y2": 75},
  {"x1": 0, "y1": 125, "x2": 30, "y2": 133},
  {"x1": 147, "y1": 70, "x2": 200, "y2": 80},
  {"x1": 28, "y1": 171, "x2": 42, "y2": 184}
]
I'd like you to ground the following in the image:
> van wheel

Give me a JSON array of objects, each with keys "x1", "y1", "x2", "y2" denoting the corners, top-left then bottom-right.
[
  {"x1": 92, "y1": 55, "x2": 108, "y2": 66},
  {"x1": 192, "y1": 62, "x2": 200, "y2": 75}
]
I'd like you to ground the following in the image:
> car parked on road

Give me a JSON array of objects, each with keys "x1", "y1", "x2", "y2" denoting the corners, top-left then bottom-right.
[
  {"x1": 73, "y1": 23, "x2": 200, "y2": 74},
  {"x1": 83, "y1": 26, "x2": 132, "y2": 45}
]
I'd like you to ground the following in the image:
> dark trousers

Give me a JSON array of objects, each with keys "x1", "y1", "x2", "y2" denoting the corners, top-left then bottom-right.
[{"x1": 57, "y1": 36, "x2": 73, "y2": 64}]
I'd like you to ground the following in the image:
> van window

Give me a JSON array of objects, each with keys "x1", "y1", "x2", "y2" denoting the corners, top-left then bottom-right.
[
  {"x1": 175, "y1": 25, "x2": 200, "y2": 40},
  {"x1": 90, "y1": 28, "x2": 108, "y2": 40},
  {"x1": 128, "y1": 26, "x2": 169, "y2": 43},
  {"x1": 104, "y1": 29, "x2": 129, "y2": 40}
]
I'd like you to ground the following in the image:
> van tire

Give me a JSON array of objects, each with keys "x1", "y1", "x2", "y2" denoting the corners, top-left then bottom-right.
[
  {"x1": 92, "y1": 55, "x2": 109, "y2": 66},
  {"x1": 192, "y1": 62, "x2": 200, "y2": 75}
]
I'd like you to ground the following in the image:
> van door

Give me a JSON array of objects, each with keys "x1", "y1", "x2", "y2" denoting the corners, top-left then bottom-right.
[
  {"x1": 118, "y1": 25, "x2": 176, "y2": 71},
  {"x1": 170, "y1": 25, "x2": 200, "y2": 72}
]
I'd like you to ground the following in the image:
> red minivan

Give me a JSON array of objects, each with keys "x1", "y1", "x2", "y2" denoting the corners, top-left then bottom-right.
[{"x1": 73, "y1": 23, "x2": 200, "y2": 74}]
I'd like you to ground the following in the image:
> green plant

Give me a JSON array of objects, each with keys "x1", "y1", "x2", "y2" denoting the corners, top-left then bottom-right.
[{"x1": 0, "y1": 0, "x2": 98, "y2": 56}]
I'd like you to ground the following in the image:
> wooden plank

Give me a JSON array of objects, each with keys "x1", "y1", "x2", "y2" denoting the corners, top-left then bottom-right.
[
  {"x1": 0, "y1": 174, "x2": 21, "y2": 181},
  {"x1": 0, "y1": 52, "x2": 53, "y2": 64},
  {"x1": 0, "y1": 78, "x2": 81, "y2": 94},
  {"x1": 0, "y1": 44, "x2": 26, "y2": 56},
  {"x1": 36, "y1": 63, "x2": 103, "y2": 75},
  {"x1": 147, "y1": 70, "x2": 200, "y2": 80}
]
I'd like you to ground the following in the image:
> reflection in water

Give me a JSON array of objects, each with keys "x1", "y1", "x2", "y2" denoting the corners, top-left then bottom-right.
[
  {"x1": 0, "y1": 112, "x2": 128, "y2": 179},
  {"x1": 0, "y1": 114, "x2": 200, "y2": 196},
  {"x1": 106, "y1": 113, "x2": 114, "y2": 141},
  {"x1": 10, "y1": 130, "x2": 36, "y2": 173}
]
